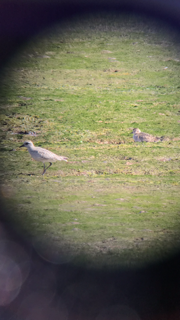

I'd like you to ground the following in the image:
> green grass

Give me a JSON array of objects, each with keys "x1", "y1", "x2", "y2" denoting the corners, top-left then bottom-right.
[{"x1": 0, "y1": 14, "x2": 180, "y2": 268}]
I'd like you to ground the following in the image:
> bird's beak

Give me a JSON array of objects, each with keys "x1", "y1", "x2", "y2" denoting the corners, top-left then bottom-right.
[{"x1": 19, "y1": 144, "x2": 24, "y2": 148}]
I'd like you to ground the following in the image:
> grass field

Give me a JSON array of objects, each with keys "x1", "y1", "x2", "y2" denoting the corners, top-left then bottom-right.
[{"x1": 0, "y1": 14, "x2": 180, "y2": 268}]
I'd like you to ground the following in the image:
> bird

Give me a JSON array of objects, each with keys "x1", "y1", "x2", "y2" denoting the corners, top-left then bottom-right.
[
  {"x1": 132, "y1": 128, "x2": 160, "y2": 142},
  {"x1": 20, "y1": 140, "x2": 68, "y2": 175}
]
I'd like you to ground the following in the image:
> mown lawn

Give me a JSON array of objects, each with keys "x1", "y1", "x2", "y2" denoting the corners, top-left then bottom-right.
[{"x1": 0, "y1": 14, "x2": 180, "y2": 268}]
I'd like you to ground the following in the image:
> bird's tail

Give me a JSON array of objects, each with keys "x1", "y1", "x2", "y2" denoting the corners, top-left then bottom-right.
[{"x1": 57, "y1": 156, "x2": 68, "y2": 162}]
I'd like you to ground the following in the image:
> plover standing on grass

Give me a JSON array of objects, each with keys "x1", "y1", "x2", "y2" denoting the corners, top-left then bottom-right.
[
  {"x1": 20, "y1": 141, "x2": 68, "y2": 175},
  {"x1": 132, "y1": 128, "x2": 160, "y2": 142}
]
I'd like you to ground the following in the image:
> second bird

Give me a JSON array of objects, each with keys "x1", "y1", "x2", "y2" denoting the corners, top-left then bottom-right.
[{"x1": 132, "y1": 128, "x2": 160, "y2": 142}]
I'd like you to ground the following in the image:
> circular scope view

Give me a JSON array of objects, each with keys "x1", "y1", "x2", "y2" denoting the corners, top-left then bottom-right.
[{"x1": 0, "y1": 14, "x2": 180, "y2": 268}]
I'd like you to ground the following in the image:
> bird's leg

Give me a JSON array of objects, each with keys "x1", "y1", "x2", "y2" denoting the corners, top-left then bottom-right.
[
  {"x1": 42, "y1": 162, "x2": 52, "y2": 175},
  {"x1": 42, "y1": 163, "x2": 46, "y2": 175},
  {"x1": 46, "y1": 162, "x2": 52, "y2": 172}
]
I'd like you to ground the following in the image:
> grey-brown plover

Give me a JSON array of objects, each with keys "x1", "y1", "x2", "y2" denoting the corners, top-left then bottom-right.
[
  {"x1": 20, "y1": 140, "x2": 68, "y2": 175},
  {"x1": 132, "y1": 128, "x2": 160, "y2": 142}
]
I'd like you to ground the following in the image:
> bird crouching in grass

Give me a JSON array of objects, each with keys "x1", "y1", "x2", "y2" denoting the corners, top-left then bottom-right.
[
  {"x1": 132, "y1": 128, "x2": 161, "y2": 142},
  {"x1": 20, "y1": 141, "x2": 68, "y2": 175}
]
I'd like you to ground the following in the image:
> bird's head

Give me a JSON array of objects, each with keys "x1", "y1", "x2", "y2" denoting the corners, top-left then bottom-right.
[
  {"x1": 132, "y1": 128, "x2": 141, "y2": 134},
  {"x1": 20, "y1": 141, "x2": 34, "y2": 149}
]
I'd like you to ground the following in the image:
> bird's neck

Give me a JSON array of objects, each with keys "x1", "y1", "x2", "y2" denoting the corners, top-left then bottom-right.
[{"x1": 27, "y1": 145, "x2": 35, "y2": 151}]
